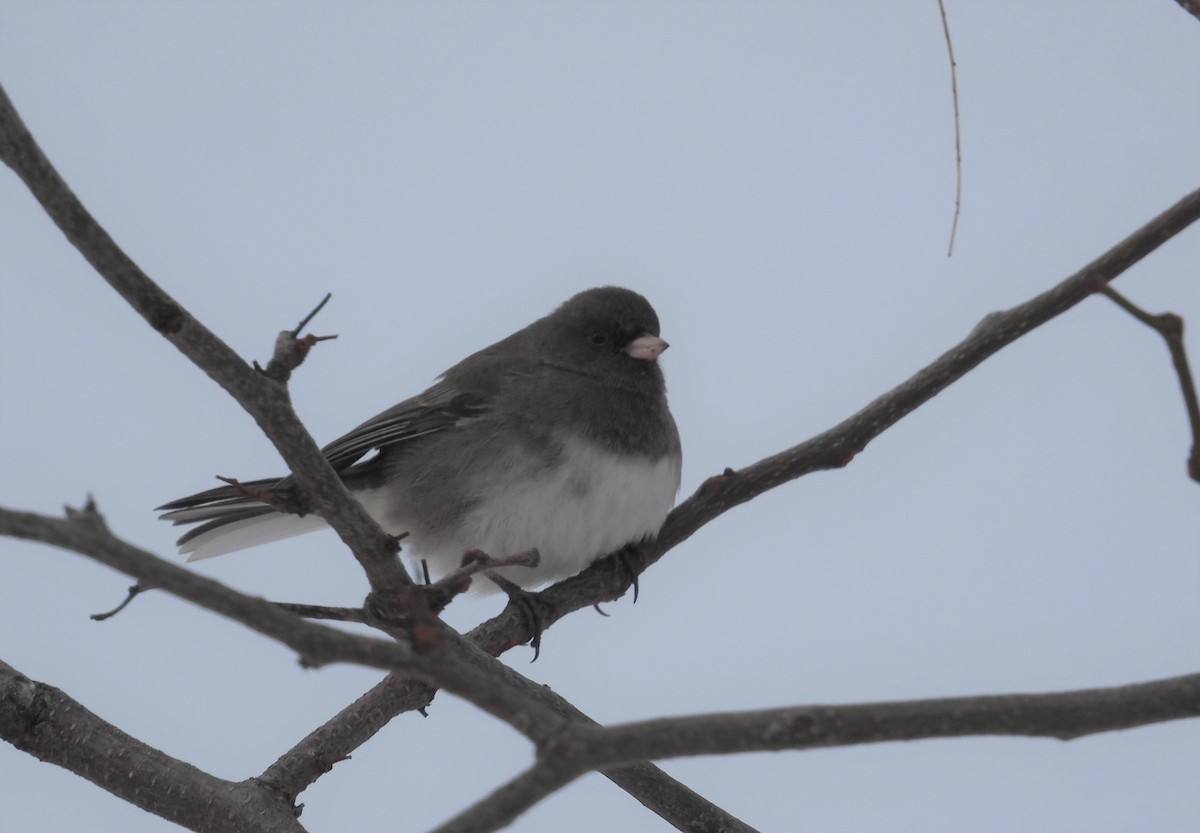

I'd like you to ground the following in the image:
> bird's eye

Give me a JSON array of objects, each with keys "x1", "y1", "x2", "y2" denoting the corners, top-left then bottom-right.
[{"x1": 588, "y1": 331, "x2": 608, "y2": 346}]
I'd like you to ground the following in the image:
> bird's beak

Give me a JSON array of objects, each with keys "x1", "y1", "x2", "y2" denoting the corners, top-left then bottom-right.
[{"x1": 625, "y1": 334, "x2": 669, "y2": 361}]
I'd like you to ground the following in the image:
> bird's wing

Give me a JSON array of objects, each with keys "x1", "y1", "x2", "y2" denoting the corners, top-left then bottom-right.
[
  {"x1": 156, "y1": 381, "x2": 492, "y2": 518},
  {"x1": 318, "y1": 381, "x2": 489, "y2": 472},
  {"x1": 158, "y1": 328, "x2": 538, "y2": 516},
  {"x1": 321, "y1": 326, "x2": 543, "y2": 471}
]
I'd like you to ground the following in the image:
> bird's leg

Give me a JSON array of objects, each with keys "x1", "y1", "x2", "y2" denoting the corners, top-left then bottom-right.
[{"x1": 398, "y1": 548, "x2": 541, "y2": 615}]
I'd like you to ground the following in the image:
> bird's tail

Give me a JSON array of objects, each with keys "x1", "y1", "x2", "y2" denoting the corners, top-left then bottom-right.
[{"x1": 157, "y1": 479, "x2": 329, "y2": 561}]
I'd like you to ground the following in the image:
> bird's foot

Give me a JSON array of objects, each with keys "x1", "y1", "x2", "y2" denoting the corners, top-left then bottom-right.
[
  {"x1": 611, "y1": 543, "x2": 644, "y2": 603},
  {"x1": 485, "y1": 570, "x2": 553, "y2": 661}
]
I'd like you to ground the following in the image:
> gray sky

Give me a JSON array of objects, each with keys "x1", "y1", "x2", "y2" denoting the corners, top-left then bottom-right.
[{"x1": 2, "y1": 3, "x2": 1198, "y2": 831}]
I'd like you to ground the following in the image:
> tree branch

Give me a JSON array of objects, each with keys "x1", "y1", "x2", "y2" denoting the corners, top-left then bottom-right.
[
  {"x1": 463, "y1": 185, "x2": 1200, "y2": 663},
  {"x1": 0, "y1": 82, "x2": 412, "y2": 599},
  {"x1": 1, "y1": 500, "x2": 756, "y2": 831},
  {"x1": 434, "y1": 672, "x2": 1200, "y2": 833},
  {"x1": 260, "y1": 186, "x2": 1200, "y2": 825},
  {"x1": 1097, "y1": 285, "x2": 1200, "y2": 481},
  {"x1": 260, "y1": 652, "x2": 761, "y2": 833},
  {"x1": 0, "y1": 78, "x2": 767, "y2": 832},
  {"x1": 562, "y1": 671, "x2": 1200, "y2": 758},
  {"x1": 0, "y1": 502, "x2": 412, "y2": 672},
  {"x1": 0, "y1": 657, "x2": 306, "y2": 833},
  {"x1": 0, "y1": 503, "x2": 572, "y2": 737},
  {"x1": 4, "y1": 69, "x2": 1197, "y2": 833}
]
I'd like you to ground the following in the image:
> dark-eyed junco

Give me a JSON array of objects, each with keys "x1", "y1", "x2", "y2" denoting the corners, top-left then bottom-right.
[{"x1": 158, "y1": 286, "x2": 682, "y2": 590}]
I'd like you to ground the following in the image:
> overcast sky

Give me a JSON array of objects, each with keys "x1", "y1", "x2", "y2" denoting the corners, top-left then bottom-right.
[{"x1": 2, "y1": 3, "x2": 1198, "y2": 832}]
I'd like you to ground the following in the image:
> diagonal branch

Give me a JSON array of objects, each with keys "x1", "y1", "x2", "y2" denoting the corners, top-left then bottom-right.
[
  {"x1": 262, "y1": 186, "x2": 1200, "y2": 814},
  {"x1": 0, "y1": 657, "x2": 307, "y2": 833},
  {"x1": 2, "y1": 500, "x2": 757, "y2": 831},
  {"x1": 0, "y1": 503, "x2": 570, "y2": 737},
  {"x1": 0, "y1": 503, "x2": 414, "y2": 672},
  {"x1": 5, "y1": 71, "x2": 1198, "y2": 833},
  {"x1": 468, "y1": 185, "x2": 1200, "y2": 660},
  {"x1": 0, "y1": 82, "x2": 411, "y2": 599},
  {"x1": 0, "y1": 83, "x2": 759, "y2": 833},
  {"x1": 434, "y1": 672, "x2": 1200, "y2": 833}
]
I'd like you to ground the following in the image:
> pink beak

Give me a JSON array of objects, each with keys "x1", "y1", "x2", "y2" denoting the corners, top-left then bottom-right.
[{"x1": 625, "y1": 334, "x2": 669, "y2": 361}]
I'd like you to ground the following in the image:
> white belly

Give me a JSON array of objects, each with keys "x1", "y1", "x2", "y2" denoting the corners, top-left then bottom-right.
[{"x1": 366, "y1": 435, "x2": 681, "y2": 590}]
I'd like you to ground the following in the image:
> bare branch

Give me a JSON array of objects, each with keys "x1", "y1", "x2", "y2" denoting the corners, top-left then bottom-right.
[
  {"x1": 0, "y1": 82, "x2": 412, "y2": 599},
  {"x1": 0, "y1": 502, "x2": 571, "y2": 738},
  {"x1": 466, "y1": 186, "x2": 1200, "y2": 658},
  {"x1": 259, "y1": 293, "x2": 338, "y2": 382},
  {"x1": 260, "y1": 664, "x2": 761, "y2": 833},
  {"x1": 0, "y1": 503, "x2": 419, "y2": 673},
  {"x1": 4, "y1": 68, "x2": 1197, "y2": 833},
  {"x1": 0, "y1": 80, "x2": 759, "y2": 827},
  {"x1": 260, "y1": 677, "x2": 437, "y2": 796},
  {"x1": 257, "y1": 185, "x2": 1200, "y2": 821},
  {"x1": 430, "y1": 764, "x2": 575, "y2": 833},
  {"x1": 3, "y1": 498, "x2": 743, "y2": 833},
  {"x1": 0, "y1": 658, "x2": 306, "y2": 833},
  {"x1": 561, "y1": 671, "x2": 1200, "y2": 759},
  {"x1": 292, "y1": 292, "x2": 333, "y2": 336},
  {"x1": 435, "y1": 672, "x2": 1200, "y2": 832},
  {"x1": 655, "y1": 187, "x2": 1200, "y2": 552}
]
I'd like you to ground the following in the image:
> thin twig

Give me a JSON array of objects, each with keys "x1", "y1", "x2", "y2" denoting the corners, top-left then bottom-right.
[
  {"x1": 292, "y1": 293, "x2": 332, "y2": 337},
  {"x1": 91, "y1": 584, "x2": 147, "y2": 621},
  {"x1": 1098, "y1": 285, "x2": 1200, "y2": 481},
  {"x1": 259, "y1": 294, "x2": 337, "y2": 380},
  {"x1": 938, "y1": 0, "x2": 963, "y2": 256}
]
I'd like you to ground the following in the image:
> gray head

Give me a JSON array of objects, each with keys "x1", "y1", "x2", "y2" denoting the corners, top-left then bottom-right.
[{"x1": 542, "y1": 286, "x2": 667, "y2": 375}]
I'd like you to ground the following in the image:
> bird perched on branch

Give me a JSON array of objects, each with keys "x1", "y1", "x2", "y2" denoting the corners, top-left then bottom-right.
[{"x1": 158, "y1": 286, "x2": 682, "y2": 591}]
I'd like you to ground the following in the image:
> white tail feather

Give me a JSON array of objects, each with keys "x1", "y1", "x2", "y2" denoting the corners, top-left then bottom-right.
[{"x1": 182, "y1": 513, "x2": 330, "y2": 561}]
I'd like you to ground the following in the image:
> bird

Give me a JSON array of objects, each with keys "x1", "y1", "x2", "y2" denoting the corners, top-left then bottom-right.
[{"x1": 158, "y1": 286, "x2": 682, "y2": 591}]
